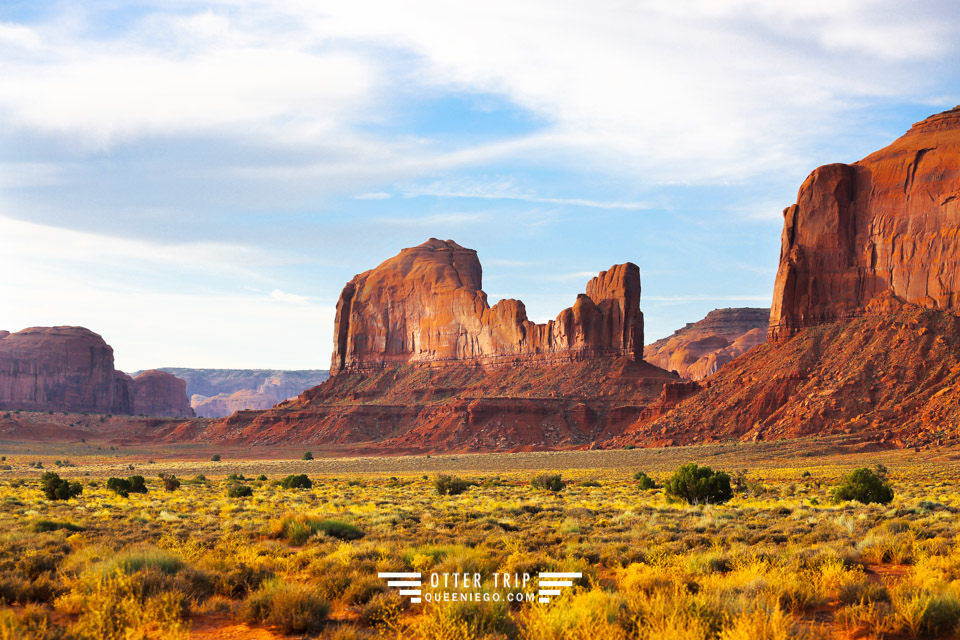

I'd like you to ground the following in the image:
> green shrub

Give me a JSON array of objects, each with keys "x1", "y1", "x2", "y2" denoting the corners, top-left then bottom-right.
[
  {"x1": 210, "y1": 454, "x2": 221, "y2": 462},
  {"x1": 302, "y1": 451, "x2": 314, "y2": 460},
  {"x1": 831, "y1": 467, "x2": 894, "y2": 504},
  {"x1": 106, "y1": 475, "x2": 147, "y2": 498},
  {"x1": 227, "y1": 483, "x2": 253, "y2": 498},
  {"x1": 435, "y1": 474, "x2": 469, "y2": 495},
  {"x1": 31, "y1": 519, "x2": 84, "y2": 533},
  {"x1": 664, "y1": 463, "x2": 733, "y2": 505},
  {"x1": 280, "y1": 474, "x2": 312, "y2": 490},
  {"x1": 633, "y1": 471, "x2": 658, "y2": 490},
  {"x1": 39, "y1": 472, "x2": 82, "y2": 500},
  {"x1": 243, "y1": 580, "x2": 330, "y2": 633},
  {"x1": 531, "y1": 473, "x2": 564, "y2": 492}
]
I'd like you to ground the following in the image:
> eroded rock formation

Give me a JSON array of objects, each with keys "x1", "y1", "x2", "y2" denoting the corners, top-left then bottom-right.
[
  {"x1": 644, "y1": 308, "x2": 769, "y2": 380},
  {"x1": 201, "y1": 240, "x2": 679, "y2": 450},
  {"x1": 0, "y1": 327, "x2": 194, "y2": 417},
  {"x1": 332, "y1": 239, "x2": 643, "y2": 372},
  {"x1": 770, "y1": 105, "x2": 960, "y2": 341}
]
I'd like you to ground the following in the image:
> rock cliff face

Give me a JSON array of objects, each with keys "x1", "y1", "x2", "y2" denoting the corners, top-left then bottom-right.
[
  {"x1": 128, "y1": 370, "x2": 194, "y2": 418},
  {"x1": 644, "y1": 308, "x2": 769, "y2": 380},
  {"x1": 332, "y1": 239, "x2": 643, "y2": 372},
  {"x1": 0, "y1": 327, "x2": 194, "y2": 417},
  {"x1": 202, "y1": 240, "x2": 678, "y2": 450},
  {"x1": 770, "y1": 105, "x2": 960, "y2": 341}
]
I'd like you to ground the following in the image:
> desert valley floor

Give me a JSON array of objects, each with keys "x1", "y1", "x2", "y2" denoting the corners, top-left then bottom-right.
[{"x1": 2, "y1": 438, "x2": 960, "y2": 639}]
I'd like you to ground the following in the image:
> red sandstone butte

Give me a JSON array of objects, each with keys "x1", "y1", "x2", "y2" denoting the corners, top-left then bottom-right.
[
  {"x1": 770, "y1": 105, "x2": 960, "y2": 341},
  {"x1": 0, "y1": 326, "x2": 194, "y2": 417},
  {"x1": 643, "y1": 308, "x2": 768, "y2": 380},
  {"x1": 202, "y1": 240, "x2": 678, "y2": 450},
  {"x1": 332, "y1": 238, "x2": 643, "y2": 372}
]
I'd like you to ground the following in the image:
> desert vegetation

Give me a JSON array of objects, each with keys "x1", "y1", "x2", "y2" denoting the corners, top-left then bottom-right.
[{"x1": 0, "y1": 449, "x2": 959, "y2": 638}]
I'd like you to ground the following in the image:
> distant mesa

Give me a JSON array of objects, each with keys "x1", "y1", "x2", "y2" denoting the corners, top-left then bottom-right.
[
  {"x1": 0, "y1": 326, "x2": 193, "y2": 418},
  {"x1": 644, "y1": 308, "x2": 769, "y2": 381},
  {"x1": 132, "y1": 369, "x2": 331, "y2": 418}
]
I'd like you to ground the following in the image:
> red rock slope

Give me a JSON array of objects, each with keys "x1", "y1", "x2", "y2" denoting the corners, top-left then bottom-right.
[
  {"x1": 0, "y1": 327, "x2": 194, "y2": 417},
  {"x1": 643, "y1": 308, "x2": 768, "y2": 380},
  {"x1": 200, "y1": 240, "x2": 678, "y2": 450},
  {"x1": 614, "y1": 106, "x2": 960, "y2": 449}
]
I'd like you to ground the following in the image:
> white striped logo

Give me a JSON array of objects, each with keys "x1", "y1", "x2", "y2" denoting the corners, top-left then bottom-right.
[
  {"x1": 377, "y1": 572, "x2": 422, "y2": 603},
  {"x1": 537, "y1": 572, "x2": 582, "y2": 603}
]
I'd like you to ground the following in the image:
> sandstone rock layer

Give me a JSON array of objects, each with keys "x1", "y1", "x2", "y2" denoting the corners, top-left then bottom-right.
[
  {"x1": 771, "y1": 105, "x2": 960, "y2": 341},
  {"x1": 644, "y1": 308, "x2": 768, "y2": 380}
]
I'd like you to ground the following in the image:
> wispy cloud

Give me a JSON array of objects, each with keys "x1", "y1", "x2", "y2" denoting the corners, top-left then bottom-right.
[{"x1": 403, "y1": 178, "x2": 651, "y2": 210}]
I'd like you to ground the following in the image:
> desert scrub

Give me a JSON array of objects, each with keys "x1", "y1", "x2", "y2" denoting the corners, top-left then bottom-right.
[
  {"x1": 633, "y1": 471, "x2": 657, "y2": 490},
  {"x1": 106, "y1": 475, "x2": 147, "y2": 498},
  {"x1": 831, "y1": 467, "x2": 894, "y2": 504},
  {"x1": 280, "y1": 473, "x2": 312, "y2": 489},
  {"x1": 242, "y1": 579, "x2": 329, "y2": 633},
  {"x1": 159, "y1": 472, "x2": 180, "y2": 491},
  {"x1": 435, "y1": 474, "x2": 470, "y2": 495},
  {"x1": 58, "y1": 571, "x2": 188, "y2": 640},
  {"x1": 268, "y1": 514, "x2": 364, "y2": 544},
  {"x1": 665, "y1": 463, "x2": 733, "y2": 505},
  {"x1": 414, "y1": 599, "x2": 517, "y2": 639},
  {"x1": 39, "y1": 472, "x2": 82, "y2": 500},
  {"x1": 530, "y1": 473, "x2": 564, "y2": 492},
  {"x1": 226, "y1": 482, "x2": 253, "y2": 498}
]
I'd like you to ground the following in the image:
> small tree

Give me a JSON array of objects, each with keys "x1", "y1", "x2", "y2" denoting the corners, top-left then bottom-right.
[
  {"x1": 530, "y1": 473, "x2": 564, "y2": 492},
  {"x1": 280, "y1": 474, "x2": 313, "y2": 489},
  {"x1": 211, "y1": 454, "x2": 221, "y2": 462},
  {"x1": 665, "y1": 463, "x2": 733, "y2": 505},
  {"x1": 435, "y1": 474, "x2": 469, "y2": 496},
  {"x1": 633, "y1": 471, "x2": 658, "y2": 490},
  {"x1": 831, "y1": 468, "x2": 894, "y2": 505},
  {"x1": 107, "y1": 475, "x2": 148, "y2": 498},
  {"x1": 302, "y1": 451, "x2": 314, "y2": 461},
  {"x1": 40, "y1": 472, "x2": 82, "y2": 500}
]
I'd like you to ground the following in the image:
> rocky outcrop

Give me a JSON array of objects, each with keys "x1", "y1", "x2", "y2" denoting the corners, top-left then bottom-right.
[
  {"x1": 128, "y1": 370, "x2": 194, "y2": 418},
  {"x1": 644, "y1": 308, "x2": 769, "y2": 380},
  {"x1": 770, "y1": 105, "x2": 960, "y2": 341},
  {"x1": 612, "y1": 295, "x2": 960, "y2": 449},
  {"x1": 0, "y1": 326, "x2": 193, "y2": 417},
  {"x1": 199, "y1": 240, "x2": 678, "y2": 450},
  {"x1": 332, "y1": 239, "x2": 643, "y2": 372}
]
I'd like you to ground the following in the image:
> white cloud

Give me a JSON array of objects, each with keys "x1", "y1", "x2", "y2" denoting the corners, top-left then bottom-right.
[
  {"x1": 403, "y1": 178, "x2": 651, "y2": 210},
  {"x1": 0, "y1": 215, "x2": 335, "y2": 369},
  {"x1": 354, "y1": 192, "x2": 392, "y2": 200}
]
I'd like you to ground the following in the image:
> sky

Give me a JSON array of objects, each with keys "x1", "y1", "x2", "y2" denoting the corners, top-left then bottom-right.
[{"x1": 1, "y1": 1, "x2": 959, "y2": 371}]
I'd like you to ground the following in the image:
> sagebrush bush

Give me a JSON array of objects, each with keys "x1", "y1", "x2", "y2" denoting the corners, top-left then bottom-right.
[
  {"x1": 280, "y1": 474, "x2": 312, "y2": 489},
  {"x1": 39, "y1": 472, "x2": 82, "y2": 501},
  {"x1": 243, "y1": 579, "x2": 329, "y2": 633},
  {"x1": 530, "y1": 473, "x2": 564, "y2": 492},
  {"x1": 226, "y1": 483, "x2": 253, "y2": 498},
  {"x1": 831, "y1": 467, "x2": 894, "y2": 504},
  {"x1": 664, "y1": 463, "x2": 733, "y2": 505},
  {"x1": 633, "y1": 471, "x2": 657, "y2": 490},
  {"x1": 106, "y1": 476, "x2": 147, "y2": 498},
  {"x1": 435, "y1": 474, "x2": 469, "y2": 495}
]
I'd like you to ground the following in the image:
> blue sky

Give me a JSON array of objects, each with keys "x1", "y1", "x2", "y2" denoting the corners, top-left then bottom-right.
[{"x1": 1, "y1": 0, "x2": 959, "y2": 370}]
